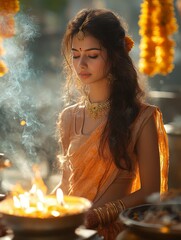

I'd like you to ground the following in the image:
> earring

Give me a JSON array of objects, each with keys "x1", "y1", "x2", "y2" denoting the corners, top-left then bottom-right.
[{"x1": 107, "y1": 73, "x2": 114, "y2": 84}]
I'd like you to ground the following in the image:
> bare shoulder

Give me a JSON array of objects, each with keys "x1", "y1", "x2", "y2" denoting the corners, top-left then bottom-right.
[
  {"x1": 142, "y1": 114, "x2": 157, "y2": 135},
  {"x1": 138, "y1": 103, "x2": 158, "y2": 139},
  {"x1": 136, "y1": 113, "x2": 158, "y2": 150},
  {"x1": 139, "y1": 103, "x2": 159, "y2": 116},
  {"x1": 135, "y1": 103, "x2": 161, "y2": 154}
]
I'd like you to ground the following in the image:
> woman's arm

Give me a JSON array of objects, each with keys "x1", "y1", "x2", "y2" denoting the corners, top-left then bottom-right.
[{"x1": 121, "y1": 114, "x2": 160, "y2": 207}]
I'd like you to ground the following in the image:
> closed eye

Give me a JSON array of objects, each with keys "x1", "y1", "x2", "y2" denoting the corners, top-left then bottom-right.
[
  {"x1": 72, "y1": 55, "x2": 98, "y2": 59},
  {"x1": 89, "y1": 55, "x2": 98, "y2": 59},
  {"x1": 72, "y1": 55, "x2": 80, "y2": 59}
]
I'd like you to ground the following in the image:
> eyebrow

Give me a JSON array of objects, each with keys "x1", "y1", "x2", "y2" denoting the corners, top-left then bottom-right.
[{"x1": 71, "y1": 48, "x2": 101, "y2": 52}]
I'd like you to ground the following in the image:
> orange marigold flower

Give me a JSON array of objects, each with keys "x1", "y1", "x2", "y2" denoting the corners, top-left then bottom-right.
[
  {"x1": 0, "y1": 60, "x2": 8, "y2": 77},
  {"x1": 139, "y1": 60, "x2": 157, "y2": 76},
  {"x1": 125, "y1": 35, "x2": 134, "y2": 52},
  {"x1": 0, "y1": 0, "x2": 20, "y2": 14}
]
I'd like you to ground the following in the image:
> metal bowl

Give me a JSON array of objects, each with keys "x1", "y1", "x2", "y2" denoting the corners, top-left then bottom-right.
[
  {"x1": 0, "y1": 196, "x2": 91, "y2": 235},
  {"x1": 119, "y1": 204, "x2": 181, "y2": 240}
]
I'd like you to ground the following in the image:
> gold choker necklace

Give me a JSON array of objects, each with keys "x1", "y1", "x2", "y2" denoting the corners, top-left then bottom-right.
[{"x1": 85, "y1": 97, "x2": 110, "y2": 119}]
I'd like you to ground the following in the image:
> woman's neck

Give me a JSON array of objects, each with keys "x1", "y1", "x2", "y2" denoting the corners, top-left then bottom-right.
[{"x1": 88, "y1": 82, "x2": 110, "y2": 103}]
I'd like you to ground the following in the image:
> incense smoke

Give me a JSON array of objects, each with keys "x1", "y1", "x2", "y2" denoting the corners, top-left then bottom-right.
[{"x1": 0, "y1": 12, "x2": 59, "y2": 184}]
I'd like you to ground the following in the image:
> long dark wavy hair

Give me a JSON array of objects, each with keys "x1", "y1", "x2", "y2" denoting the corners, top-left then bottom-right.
[{"x1": 61, "y1": 8, "x2": 145, "y2": 170}]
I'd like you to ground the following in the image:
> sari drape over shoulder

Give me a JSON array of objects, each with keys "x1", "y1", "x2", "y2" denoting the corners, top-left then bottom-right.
[
  {"x1": 58, "y1": 103, "x2": 169, "y2": 240},
  {"x1": 59, "y1": 103, "x2": 168, "y2": 199}
]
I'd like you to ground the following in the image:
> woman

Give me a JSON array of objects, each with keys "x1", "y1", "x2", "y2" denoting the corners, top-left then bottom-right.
[{"x1": 55, "y1": 8, "x2": 169, "y2": 240}]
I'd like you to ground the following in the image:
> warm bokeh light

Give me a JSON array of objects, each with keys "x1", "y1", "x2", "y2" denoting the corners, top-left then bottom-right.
[
  {"x1": 0, "y1": 0, "x2": 20, "y2": 77},
  {"x1": 20, "y1": 120, "x2": 26, "y2": 126},
  {"x1": 0, "y1": 60, "x2": 8, "y2": 77}
]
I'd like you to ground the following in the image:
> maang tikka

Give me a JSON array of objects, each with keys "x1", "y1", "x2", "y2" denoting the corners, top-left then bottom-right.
[
  {"x1": 77, "y1": 14, "x2": 90, "y2": 40},
  {"x1": 77, "y1": 26, "x2": 85, "y2": 40}
]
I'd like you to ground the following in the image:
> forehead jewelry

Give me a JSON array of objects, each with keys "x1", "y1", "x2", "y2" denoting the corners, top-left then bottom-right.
[
  {"x1": 77, "y1": 26, "x2": 85, "y2": 40},
  {"x1": 77, "y1": 14, "x2": 90, "y2": 40}
]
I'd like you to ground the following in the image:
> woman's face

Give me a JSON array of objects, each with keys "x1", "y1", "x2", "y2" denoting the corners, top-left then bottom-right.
[{"x1": 71, "y1": 34, "x2": 109, "y2": 86}]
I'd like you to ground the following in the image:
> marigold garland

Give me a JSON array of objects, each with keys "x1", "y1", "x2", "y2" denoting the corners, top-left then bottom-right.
[
  {"x1": 0, "y1": 0, "x2": 20, "y2": 14},
  {"x1": 0, "y1": 0, "x2": 20, "y2": 77},
  {"x1": 138, "y1": 0, "x2": 178, "y2": 76}
]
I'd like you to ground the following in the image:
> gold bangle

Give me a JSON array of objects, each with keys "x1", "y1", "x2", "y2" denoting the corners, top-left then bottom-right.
[
  {"x1": 109, "y1": 202, "x2": 118, "y2": 220},
  {"x1": 106, "y1": 206, "x2": 110, "y2": 224},
  {"x1": 97, "y1": 207, "x2": 105, "y2": 225},
  {"x1": 93, "y1": 208, "x2": 102, "y2": 226},
  {"x1": 105, "y1": 202, "x2": 119, "y2": 222},
  {"x1": 94, "y1": 200, "x2": 126, "y2": 227},
  {"x1": 117, "y1": 199, "x2": 126, "y2": 211},
  {"x1": 111, "y1": 201, "x2": 119, "y2": 215}
]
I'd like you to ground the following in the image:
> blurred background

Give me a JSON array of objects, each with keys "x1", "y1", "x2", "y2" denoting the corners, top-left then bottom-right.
[{"x1": 0, "y1": 0, "x2": 181, "y2": 193}]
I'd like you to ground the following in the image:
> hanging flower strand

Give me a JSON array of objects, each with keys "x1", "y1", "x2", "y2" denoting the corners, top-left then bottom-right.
[
  {"x1": 138, "y1": 0, "x2": 158, "y2": 76},
  {"x1": 138, "y1": 0, "x2": 178, "y2": 77},
  {"x1": 0, "y1": 0, "x2": 20, "y2": 77}
]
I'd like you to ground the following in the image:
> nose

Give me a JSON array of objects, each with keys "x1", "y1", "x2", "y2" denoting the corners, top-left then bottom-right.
[{"x1": 78, "y1": 55, "x2": 87, "y2": 69}]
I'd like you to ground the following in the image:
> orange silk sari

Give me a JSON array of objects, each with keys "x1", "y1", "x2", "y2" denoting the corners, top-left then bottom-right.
[
  {"x1": 59, "y1": 103, "x2": 169, "y2": 240},
  {"x1": 60, "y1": 104, "x2": 168, "y2": 198}
]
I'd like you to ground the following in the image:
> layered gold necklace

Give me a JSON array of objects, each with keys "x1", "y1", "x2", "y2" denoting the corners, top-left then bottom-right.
[{"x1": 84, "y1": 96, "x2": 110, "y2": 119}]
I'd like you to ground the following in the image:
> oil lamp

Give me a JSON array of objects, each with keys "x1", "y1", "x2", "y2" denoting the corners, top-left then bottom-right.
[{"x1": 0, "y1": 172, "x2": 92, "y2": 237}]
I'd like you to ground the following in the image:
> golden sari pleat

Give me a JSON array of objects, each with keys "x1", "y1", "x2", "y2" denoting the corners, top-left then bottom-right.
[{"x1": 65, "y1": 122, "x2": 118, "y2": 201}]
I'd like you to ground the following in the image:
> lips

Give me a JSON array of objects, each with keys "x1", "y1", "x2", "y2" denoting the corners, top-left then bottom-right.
[{"x1": 79, "y1": 72, "x2": 91, "y2": 79}]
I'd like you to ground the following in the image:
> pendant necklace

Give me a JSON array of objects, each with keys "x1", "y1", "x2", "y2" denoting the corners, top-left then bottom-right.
[{"x1": 84, "y1": 96, "x2": 110, "y2": 119}]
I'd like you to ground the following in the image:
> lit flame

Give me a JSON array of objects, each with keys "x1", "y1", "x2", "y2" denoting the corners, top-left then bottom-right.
[
  {"x1": 11, "y1": 184, "x2": 81, "y2": 218},
  {"x1": 2, "y1": 166, "x2": 90, "y2": 218},
  {"x1": 11, "y1": 179, "x2": 65, "y2": 217},
  {"x1": 56, "y1": 188, "x2": 64, "y2": 205}
]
